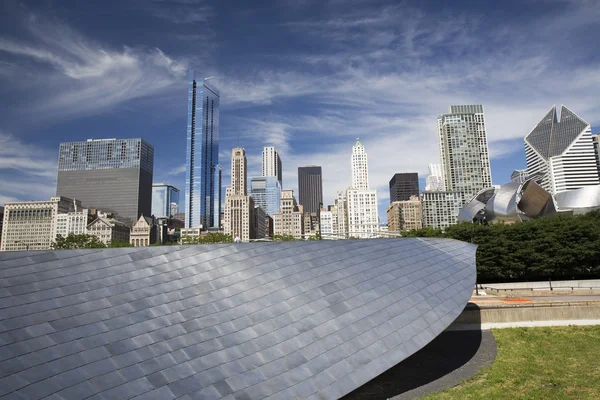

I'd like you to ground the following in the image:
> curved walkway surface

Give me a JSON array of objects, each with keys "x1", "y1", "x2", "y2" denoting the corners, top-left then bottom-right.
[{"x1": 0, "y1": 238, "x2": 476, "y2": 400}]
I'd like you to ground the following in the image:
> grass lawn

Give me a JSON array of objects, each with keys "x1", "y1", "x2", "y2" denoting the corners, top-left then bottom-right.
[{"x1": 422, "y1": 326, "x2": 600, "y2": 400}]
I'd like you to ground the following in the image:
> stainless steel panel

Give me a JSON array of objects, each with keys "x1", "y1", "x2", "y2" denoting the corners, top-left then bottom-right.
[{"x1": 0, "y1": 239, "x2": 475, "y2": 400}]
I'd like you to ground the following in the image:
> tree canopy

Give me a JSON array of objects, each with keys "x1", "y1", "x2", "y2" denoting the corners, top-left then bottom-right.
[
  {"x1": 52, "y1": 234, "x2": 106, "y2": 249},
  {"x1": 180, "y1": 232, "x2": 233, "y2": 244},
  {"x1": 404, "y1": 210, "x2": 600, "y2": 283}
]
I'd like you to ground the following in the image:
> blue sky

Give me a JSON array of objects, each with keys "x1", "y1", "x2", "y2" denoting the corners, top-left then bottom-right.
[{"x1": 1, "y1": 0, "x2": 599, "y2": 222}]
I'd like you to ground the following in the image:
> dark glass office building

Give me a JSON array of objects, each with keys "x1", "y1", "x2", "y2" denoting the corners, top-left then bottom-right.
[
  {"x1": 389, "y1": 173, "x2": 419, "y2": 203},
  {"x1": 298, "y1": 166, "x2": 323, "y2": 215},
  {"x1": 184, "y1": 71, "x2": 221, "y2": 229},
  {"x1": 56, "y1": 138, "x2": 154, "y2": 224}
]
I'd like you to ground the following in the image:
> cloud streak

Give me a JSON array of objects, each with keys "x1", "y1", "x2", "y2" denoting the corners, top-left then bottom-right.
[{"x1": 0, "y1": 15, "x2": 188, "y2": 121}]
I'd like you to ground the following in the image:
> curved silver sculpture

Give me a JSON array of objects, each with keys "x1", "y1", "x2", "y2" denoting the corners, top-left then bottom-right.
[
  {"x1": 459, "y1": 179, "x2": 600, "y2": 224},
  {"x1": 485, "y1": 181, "x2": 521, "y2": 222},
  {"x1": 458, "y1": 187, "x2": 497, "y2": 223},
  {"x1": 0, "y1": 239, "x2": 476, "y2": 400},
  {"x1": 555, "y1": 185, "x2": 600, "y2": 214}
]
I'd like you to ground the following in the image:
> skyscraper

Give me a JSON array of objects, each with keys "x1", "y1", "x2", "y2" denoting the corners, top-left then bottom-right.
[
  {"x1": 262, "y1": 146, "x2": 282, "y2": 186},
  {"x1": 525, "y1": 105, "x2": 599, "y2": 194},
  {"x1": 347, "y1": 139, "x2": 378, "y2": 238},
  {"x1": 351, "y1": 138, "x2": 369, "y2": 190},
  {"x1": 389, "y1": 173, "x2": 419, "y2": 203},
  {"x1": 56, "y1": 138, "x2": 154, "y2": 224},
  {"x1": 223, "y1": 148, "x2": 255, "y2": 241},
  {"x1": 297, "y1": 166, "x2": 323, "y2": 215},
  {"x1": 438, "y1": 105, "x2": 492, "y2": 203},
  {"x1": 184, "y1": 71, "x2": 221, "y2": 229},
  {"x1": 152, "y1": 184, "x2": 179, "y2": 218},
  {"x1": 250, "y1": 176, "x2": 281, "y2": 217},
  {"x1": 231, "y1": 148, "x2": 247, "y2": 196}
]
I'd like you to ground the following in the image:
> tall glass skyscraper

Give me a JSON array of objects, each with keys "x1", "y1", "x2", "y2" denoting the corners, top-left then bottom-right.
[
  {"x1": 56, "y1": 138, "x2": 154, "y2": 224},
  {"x1": 152, "y1": 183, "x2": 179, "y2": 218},
  {"x1": 250, "y1": 176, "x2": 281, "y2": 217},
  {"x1": 184, "y1": 71, "x2": 221, "y2": 229}
]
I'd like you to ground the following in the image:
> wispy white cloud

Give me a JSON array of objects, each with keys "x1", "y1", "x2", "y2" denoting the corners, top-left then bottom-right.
[
  {"x1": 0, "y1": 15, "x2": 188, "y2": 121},
  {"x1": 0, "y1": 131, "x2": 57, "y2": 205},
  {"x1": 167, "y1": 164, "x2": 187, "y2": 176}
]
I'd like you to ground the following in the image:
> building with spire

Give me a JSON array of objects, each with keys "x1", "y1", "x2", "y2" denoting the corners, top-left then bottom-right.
[
  {"x1": 351, "y1": 138, "x2": 369, "y2": 190},
  {"x1": 223, "y1": 148, "x2": 257, "y2": 241},
  {"x1": 525, "y1": 105, "x2": 599, "y2": 194},
  {"x1": 347, "y1": 139, "x2": 379, "y2": 238},
  {"x1": 184, "y1": 71, "x2": 221, "y2": 229}
]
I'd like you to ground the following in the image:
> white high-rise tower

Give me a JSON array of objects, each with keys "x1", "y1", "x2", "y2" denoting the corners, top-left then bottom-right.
[
  {"x1": 525, "y1": 105, "x2": 599, "y2": 194},
  {"x1": 438, "y1": 105, "x2": 492, "y2": 203},
  {"x1": 347, "y1": 139, "x2": 378, "y2": 238},
  {"x1": 262, "y1": 146, "x2": 282, "y2": 186},
  {"x1": 351, "y1": 138, "x2": 369, "y2": 190}
]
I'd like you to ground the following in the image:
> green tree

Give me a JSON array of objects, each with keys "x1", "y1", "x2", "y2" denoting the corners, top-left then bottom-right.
[
  {"x1": 272, "y1": 234, "x2": 295, "y2": 241},
  {"x1": 52, "y1": 234, "x2": 106, "y2": 249}
]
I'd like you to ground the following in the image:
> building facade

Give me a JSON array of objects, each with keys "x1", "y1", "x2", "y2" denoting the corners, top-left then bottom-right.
[
  {"x1": 86, "y1": 214, "x2": 130, "y2": 246},
  {"x1": 333, "y1": 192, "x2": 347, "y2": 239},
  {"x1": 421, "y1": 191, "x2": 463, "y2": 230},
  {"x1": 387, "y1": 196, "x2": 423, "y2": 232},
  {"x1": 265, "y1": 216, "x2": 274, "y2": 238},
  {"x1": 594, "y1": 134, "x2": 600, "y2": 175},
  {"x1": 55, "y1": 208, "x2": 90, "y2": 238},
  {"x1": 152, "y1": 183, "x2": 180, "y2": 218},
  {"x1": 1, "y1": 197, "x2": 81, "y2": 251},
  {"x1": 389, "y1": 173, "x2": 419, "y2": 203},
  {"x1": 253, "y1": 206, "x2": 266, "y2": 239},
  {"x1": 130, "y1": 215, "x2": 158, "y2": 247},
  {"x1": 223, "y1": 148, "x2": 255, "y2": 241},
  {"x1": 351, "y1": 138, "x2": 369, "y2": 190},
  {"x1": 425, "y1": 163, "x2": 444, "y2": 191},
  {"x1": 170, "y1": 202, "x2": 179, "y2": 218},
  {"x1": 346, "y1": 189, "x2": 379, "y2": 239},
  {"x1": 510, "y1": 169, "x2": 529, "y2": 183},
  {"x1": 525, "y1": 105, "x2": 599, "y2": 194},
  {"x1": 273, "y1": 189, "x2": 304, "y2": 239},
  {"x1": 347, "y1": 139, "x2": 378, "y2": 239},
  {"x1": 298, "y1": 166, "x2": 323, "y2": 215},
  {"x1": 184, "y1": 71, "x2": 221, "y2": 229},
  {"x1": 303, "y1": 212, "x2": 319, "y2": 238},
  {"x1": 224, "y1": 189, "x2": 255, "y2": 242},
  {"x1": 56, "y1": 138, "x2": 154, "y2": 225},
  {"x1": 319, "y1": 209, "x2": 334, "y2": 239},
  {"x1": 249, "y1": 176, "x2": 281, "y2": 217},
  {"x1": 262, "y1": 146, "x2": 282, "y2": 186},
  {"x1": 438, "y1": 105, "x2": 492, "y2": 203}
]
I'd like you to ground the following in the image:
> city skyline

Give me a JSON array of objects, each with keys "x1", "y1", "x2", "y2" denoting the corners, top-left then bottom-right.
[{"x1": 1, "y1": 1, "x2": 600, "y2": 222}]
